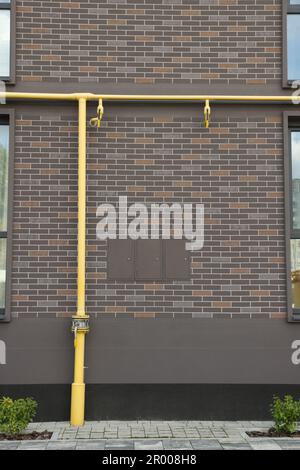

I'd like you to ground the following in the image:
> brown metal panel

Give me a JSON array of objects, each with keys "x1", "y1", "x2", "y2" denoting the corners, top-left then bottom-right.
[
  {"x1": 165, "y1": 240, "x2": 190, "y2": 281},
  {"x1": 135, "y1": 239, "x2": 162, "y2": 280},
  {"x1": 107, "y1": 240, "x2": 134, "y2": 281}
]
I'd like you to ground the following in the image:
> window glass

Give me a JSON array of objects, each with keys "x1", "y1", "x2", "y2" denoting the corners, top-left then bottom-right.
[
  {"x1": 0, "y1": 125, "x2": 9, "y2": 232},
  {"x1": 287, "y1": 15, "x2": 300, "y2": 81},
  {"x1": 291, "y1": 239, "x2": 300, "y2": 309},
  {"x1": 291, "y1": 132, "x2": 300, "y2": 230},
  {"x1": 290, "y1": 1, "x2": 300, "y2": 4},
  {"x1": 0, "y1": 238, "x2": 6, "y2": 310},
  {"x1": 0, "y1": 123, "x2": 8, "y2": 316},
  {"x1": 0, "y1": 10, "x2": 10, "y2": 78}
]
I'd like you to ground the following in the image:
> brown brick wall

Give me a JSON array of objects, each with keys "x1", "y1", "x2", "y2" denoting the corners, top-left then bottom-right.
[
  {"x1": 11, "y1": 106, "x2": 287, "y2": 319},
  {"x1": 7, "y1": 0, "x2": 291, "y2": 321},
  {"x1": 15, "y1": 0, "x2": 281, "y2": 86},
  {"x1": 12, "y1": 110, "x2": 78, "y2": 318}
]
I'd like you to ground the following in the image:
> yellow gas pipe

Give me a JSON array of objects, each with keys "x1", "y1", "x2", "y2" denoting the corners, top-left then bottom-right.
[
  {"x1": 2, "y1": 90, "x2": 300, "y2": 426},
  {"x1": 2, "y1": 92, "x2": 300, "y2": 102},
  {"x1": 70, "y1": 97, "x2": 89, "y2": 426}
]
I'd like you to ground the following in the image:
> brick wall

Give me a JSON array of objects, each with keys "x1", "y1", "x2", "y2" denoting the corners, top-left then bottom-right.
[
  {"x1": 16, "y1": 0, "x2": 281, "y2": 86},
  {"x1": 11, "y1": 106, "x2": 286, "y2": 319},
  {"x1": 7, "y1": 0, "x2": 290, "y2": 321},
  {"x1": 12, "y1": 109, "x2": 78, "y2": 318}
]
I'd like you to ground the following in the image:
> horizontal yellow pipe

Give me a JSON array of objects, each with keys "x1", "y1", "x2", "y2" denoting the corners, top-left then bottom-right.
[
  {"x1": 1, "y1": 92, "x2": 300, "y2": 103},
  {"x1": 95, "y1": 94, "x2": 300, "y2": 103},
  {"x1": 0, "y1": 92, "x2": 81, "y2": 101}
]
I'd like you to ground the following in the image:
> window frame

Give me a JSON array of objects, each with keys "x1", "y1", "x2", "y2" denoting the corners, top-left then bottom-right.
[
  {"x1": 0, "y1": 0, "x2": 15, "y2": 84},
  {"x1": 0, "y1": 109, "x2": 14, "y2": 322},
  {"x1": 284, "y1": 111, "x2": 300, "y2": 321},
  {"x1": 283, "y1": 1, "x2": 300, "y2": 87}
]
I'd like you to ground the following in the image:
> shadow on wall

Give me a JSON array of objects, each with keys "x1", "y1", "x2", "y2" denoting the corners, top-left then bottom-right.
[{"x1": 1, "y1": 384, "x2": 300, "y2": 421}]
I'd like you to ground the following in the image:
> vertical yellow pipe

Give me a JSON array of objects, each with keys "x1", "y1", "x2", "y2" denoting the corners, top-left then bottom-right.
[
  {"x1": 70, "y1": 97, "x2": 89, "y2": 426},
  {"x1": 77, "y1": 97, "x2": 87, "y2": 317}
]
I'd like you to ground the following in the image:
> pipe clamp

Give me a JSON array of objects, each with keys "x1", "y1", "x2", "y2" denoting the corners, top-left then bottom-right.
[{"x1": 71, "y1": 316, "x2": 90, "y2": 333}]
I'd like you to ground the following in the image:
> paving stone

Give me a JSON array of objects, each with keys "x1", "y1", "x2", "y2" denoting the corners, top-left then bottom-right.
[
  {"x1": 162, "y1": 440, "x2": 193, "y2": 450},
  {"x1": 237, "y1": 421, "x2": 255, "y2": 428},
  {"x1": 190, "y1": 439, "x2": 222, "y2": 450},
  {"x1": 213, "y1": 432, "x2": 228, "y2": 438},
  {"x1": 0, "y1": 442, "x2": 19, "y2": 450},
  {"x1": 250, "y1": 421, "x2": 272, "y2": 427},
  {"x1": 221, "y1": 442, "x2": 252, "y2": 450},
  {"x1": 105, "y1": 440, "x2": 135, "y2": 450},
  {"x1": 273, "y1": 440, "x2": 300, "y2": 450},
  {"x1": 47, "y1": 441, "x2": 77, "y2": 450},
  {"x1": 17, "y1": 443, "x2": 48, "y2": 450},
  {"x1": 5, "y1": 421, "x2": 300, "y2": 451},
  {"x1": 76, "y1": 440, "x2": 106, "y2": 450},
  {"x1": 134, "y1": 440, "x2": 164, "y2": 450},
  {"x1": 50, "y1": 431, "x2": 62, "y2": 440},
  {"x1": 248, "y1": 439, "x2": 282, "y2": 451},
  {"x1": 219, "y1": 438, "x2": 247, "y2": 444}
]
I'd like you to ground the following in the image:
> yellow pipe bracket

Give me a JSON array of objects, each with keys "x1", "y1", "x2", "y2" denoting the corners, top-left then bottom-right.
[
  {"x1": 90, "y1": 99, "x2": 104, "y2": 128},
  {"x1": 204, "y1": 100, "x2": 211, "y2": 128}
]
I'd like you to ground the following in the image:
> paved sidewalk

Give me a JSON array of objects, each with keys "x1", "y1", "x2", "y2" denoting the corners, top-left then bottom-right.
[{"x1": 1, "y1": 421, "x2": 300, "y2": 450}]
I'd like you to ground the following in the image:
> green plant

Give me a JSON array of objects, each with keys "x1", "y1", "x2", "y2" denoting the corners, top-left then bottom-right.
[
  {"x1": 271, "y1": 395, "x2": 300, "y2": 434},
  {"x1": 0, "y1": 397, "x2": 37, "y2": 436}
]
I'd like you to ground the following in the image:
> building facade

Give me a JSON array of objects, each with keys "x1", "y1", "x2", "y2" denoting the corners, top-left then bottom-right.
[{"x1": 1, "y1": 0, "x2": 300, "y2": 420}]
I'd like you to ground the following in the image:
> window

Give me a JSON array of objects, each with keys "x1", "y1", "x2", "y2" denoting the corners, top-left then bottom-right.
[
  {"x1": 291, "y1": 131, "x2": 300, "y2": 230},
  {"x1": 290, "y1": 129, "x2": 300, "y2": 317},
  {"x1": 283, "y1": 1, "x2": 300, "y2": 85},
  {"x1": 107, "y1": 240, "x2": 190, "y2": 281},
  {"x1": 0, "y1": 112, "x2": 13, "y2": 322},
  {"x1": 0, "y1": 1, "x2": 13, "y2": 81},
  {"x1": 0, "y1": 119, "x2": 9, "y2": 319},
  {"x1": 283, "y1": 113, "x2": 300, "y2": 320},
  {"x1": 291, "y1": 239, "x2": 300, "y2": 312}
]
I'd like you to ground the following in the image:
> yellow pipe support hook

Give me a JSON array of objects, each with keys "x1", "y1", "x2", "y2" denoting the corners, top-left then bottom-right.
[
  {"x1": 204, "y1": 99, "x2": 211, "y2": 128},
  {"x1": 90, "y1": 99, "x2": 104, "y2": 128}
]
